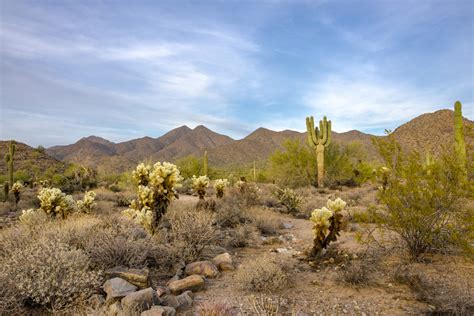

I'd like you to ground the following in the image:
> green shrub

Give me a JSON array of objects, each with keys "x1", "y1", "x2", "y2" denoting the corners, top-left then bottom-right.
[
  {"x1": 272, "y1": 186, "x2": 303, "y2": 214},
  {"x1": 373, "y1": 135, "x2": 472, "y2": 258}
]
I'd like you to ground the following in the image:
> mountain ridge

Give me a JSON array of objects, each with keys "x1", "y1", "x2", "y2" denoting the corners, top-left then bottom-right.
[{"x1": 5, "y1": 108, "x2": 472, "y2": 173}]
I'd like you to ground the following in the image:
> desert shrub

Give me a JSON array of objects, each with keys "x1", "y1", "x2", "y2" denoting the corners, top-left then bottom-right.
[
  {"x1": 215, "y1": 192, "x2": 249, "y2": 228},
  {"x1": 272, "y1": 186, "x2": 303, "y2": 215},
  {"x1": 123, "y1": 162, "x2": 182, "y2": 234},
  {"x1": 393, "y1": 265, "x2": 474, "y2": 314},
  {"x1": 235, "y1": 256, "x2": 290, "y2": 293},
  {"x1": 58, "y1": 164, "x2": 98, "y2": 193},
  {"x1": 196, "y1": 301, "x2": 234, "y2": 316},
  {"x1": 175, "y1": 155, "x2": 204, "y2": 179},
  {"x1": 213, "y1": 178, "x2": 229, "y2": 198},
  {"x1": 373, "y1": 136, "x2": 471, "y2": 258},
  {"x1": 168, "y1": 207, "x2": 218, "y2": 263},
  {"x1": 229, "y1": 224, "x2": 255, "y2": 248},
  {"x1": 0, "y1": 237, "x2": 102, "y2": 311},
  {"x1": 19, "y1": 208, "x2": 49, "y2": 226},
  {"x1": 309, "y1": 198, "x2": 346, "y2": 256},
  {"x1": 250, "y1": 208, "x2": 281, "y2": 235},
  {"x1": 235, "y1": 181, "x2": 261, "y2": 206},
  {"x1": 192, "y1": 175, "x2": 210, "y2": 200},
  {"x1": 338, "y1": 260, "x2": 372, "y2": 286}
]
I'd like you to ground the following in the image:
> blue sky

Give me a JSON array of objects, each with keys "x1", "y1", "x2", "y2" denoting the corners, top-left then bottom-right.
[{"x1": 0, "y1": 0, "x2": 472, "y2": 147}]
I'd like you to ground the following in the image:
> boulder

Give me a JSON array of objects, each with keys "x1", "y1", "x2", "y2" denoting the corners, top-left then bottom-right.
[
  {"x1": 156, "y1": 286, "x2": 169, "y2": 297},
  {"x1": 105, "y1": 266, "x2": 150, "y2": 288},
  {"x1": 103, "y1": 277, "x2": 138, "y2": 300},
  {"x1": 162, "y1": 291, "x2": 193, "y2": 312},
  {"x1": 107, "y1": 301, "x2": 124, "y2": 316},
  {"x1": 212, "y1": 253, "x2": 234, "y2": 271},
  {"x1": 141, "y1": 306, "x2": 176, "y2": 316},
  {"x1": 168, "y1": 275, "x2": 205, "y2": 294},
  {"x1": 121, "y1": 287, "x2": 160, "y2": 312},
  {"x1": 184, "y1": 261, "x2": 219, "y2": 278}
]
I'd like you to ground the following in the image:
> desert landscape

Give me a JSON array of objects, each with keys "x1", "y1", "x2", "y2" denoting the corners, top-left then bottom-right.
[{"x1": 1, "y1": 1, "x2": 473, "y2": 315}]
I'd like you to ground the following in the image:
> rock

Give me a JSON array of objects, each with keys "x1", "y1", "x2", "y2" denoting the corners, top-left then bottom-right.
[
  {"x1": 185, "y1": 261, "x2": 219, "y2": 278},
  {"x1": 108, "y1": 301, "x2": 124, "y2": 316},
  {"x1": 121, "y1": 287, "x2": 160, "y2": 312},
  {"x1": 212, "y1": 253, "x2": 234, "y2": 271},
  {"x1": 168, "y1": 275, "x2": 205, "y2": 294},
  {"x1": 282, "y1": 223, "x2": 294, "y2": 229},
  {"x1": 103, "y1": 277, "x2": 138, "y2": 300},
  {"x1": 105, "y1": 266, "x2": 150, "y2": 289},
  {"x1": 141, "y1": 306, "x2": 176, "y2": 316},
  {"x1": 163, "y1": 291, "x2": 193, "y2": 312},
  {"x1": 156, "y1": 286, "x2": 169, "y2": 297}
]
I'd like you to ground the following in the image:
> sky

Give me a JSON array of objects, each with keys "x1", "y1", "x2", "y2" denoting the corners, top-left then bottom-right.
[{"x1": 0, "y1": 0, "x2": 473, "y2": 147}]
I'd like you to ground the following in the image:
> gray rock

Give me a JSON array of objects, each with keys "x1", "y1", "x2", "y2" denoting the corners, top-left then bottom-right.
[
  {"x1": 282, "y1": 223, "x2": 294, "y2": 229},
  {"x1": 162, "y1": 291, "x2": 193, "y2": 312},
  {"x1": 121, "y1": 287, "x2": 160, "y2": 313},
  {"x1": 103, "y1": 277, "x2": 138, "y2": 300}
]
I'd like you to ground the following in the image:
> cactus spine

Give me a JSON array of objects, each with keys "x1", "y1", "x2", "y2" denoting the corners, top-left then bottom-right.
[
  {"x1": 4, "y1": 140, "x2": 16, "y2": 201},
  {"x1": 203, "y1": 150, "x2": 208, "y2": 176},
  {"x1": 454, "y1": 101, "x2": 467, "y2": 176},
  {"x1": 306, "y1": 116, "x2": 331, "y2": 187}
]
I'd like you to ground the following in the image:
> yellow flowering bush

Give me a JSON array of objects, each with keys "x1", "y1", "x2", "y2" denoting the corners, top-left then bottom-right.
[
  {"x1": 76, "y1": 191, "x2": 96, "y2": 213},
  {"x1": 192, "y1": 175, "x2": 210, "y2": 200},
  {"x1": 124, "y1": 162, "x2": 182, "y2": 234},
  {"x1": 310, "y1": 197, "x2": 346, "y2": 256},
  {"x1": 213, "y1": 178, "x2": 229, "y2": 198}
]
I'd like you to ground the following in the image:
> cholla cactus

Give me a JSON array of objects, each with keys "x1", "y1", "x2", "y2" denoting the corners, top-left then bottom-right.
[
  {"x1": 273, "y1": 187, "x2": 304, "y2": 214},
  {"x1": 235, "y1": 180, "x2": 246, "y2": 193},
  {"x1": 375, "y1": 166, "x2": 391, "y2": 190},
  {"x1": 310, "y1": 197, "x2": 346, "y2": 256},
  {"x1": 192, "y1": 175, "x2": 210, "y2": 200},
  {"x1": 37, "y1": 187, "x2": 77, "y2": 219},
  {"x1": 19, "y1": 208, "x2": 47, "y2": 225},
  {"x1": 11, "y1": 181, "x2": 23, "y2": 207},
  {"x1": 76, "y1": 191, "x2": 96, "y2": 213},
  {"x1": 124, "y1": 162, "x2": 182, "y2": 234},
  {"x1": 214, "y1": 179, "x2": 229, "y2": 198}
]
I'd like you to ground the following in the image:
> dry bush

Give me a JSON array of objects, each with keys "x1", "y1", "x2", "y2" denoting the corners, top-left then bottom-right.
[
  {"x1": 235, "y1": 256, "x2": 290, "y2": 293},
  {"x1": 0, "y1": 236, "x2": 101, "y2": 311},
  {"x1": 229, "y1": 224, "x2": 256, "y2": 248},
  {"x1": 167, "y1": 205, "x2": 219, "y2": 263},
  {"x1": 215, "y1": 193, "x2": 250, "y2": 228},
  {"x1": 393, "y1": 264, "x2": 474, "y2": 314},
  {"x1": 247, "y1": 207, "x2": 281, "y2": 235},
  {"x1": 337, "y1": 260, "x2": 373, "y2": 286},
  {"x1": 196, "y1": 301, "x2": 235, "y2": 316}
]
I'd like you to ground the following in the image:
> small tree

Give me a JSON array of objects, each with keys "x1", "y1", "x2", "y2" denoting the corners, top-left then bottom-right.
[{"x1": 373, "y1": 135, "x2": 471, "y2": 258}]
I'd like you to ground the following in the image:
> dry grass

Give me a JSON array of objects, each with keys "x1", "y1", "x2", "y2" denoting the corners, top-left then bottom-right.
[
  {"x1": 235, "y1": 256, "x2": 291, "y2": 293},
  {"x1": 393, "y1": 263, "x2": 474, "y2": 314},
  {"x1": 248, "y1": 207, "x2": 282, "y2": 236}
]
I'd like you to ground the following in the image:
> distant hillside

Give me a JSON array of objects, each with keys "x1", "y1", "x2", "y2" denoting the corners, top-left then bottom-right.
[
  {"x1": 47, "y1": 125, "x2": 234, "y2": 173},
  {"x1": 391, "y1": 109, "x2": 474, "y2": 156},
  {"x1": 0, "y1": 141, "x2": 66, "y2": 177},
  {"x1": 43, "y1": 108, "x2": 473, "y2": 173}
]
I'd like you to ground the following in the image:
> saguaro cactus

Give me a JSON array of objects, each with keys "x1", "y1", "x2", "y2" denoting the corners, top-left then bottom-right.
[
  {"x1": 454, "y1": 101, "x2": 467, "y2": 175},
  {"x1": 306, "y1": 116, "x2": 331, "y2": 187},
  {"x1": 203, "y1": 150, "x2": 208, "y2": 176},
  {"x1": 4, "y1": 140, "x2": 16, "y2": 200}
]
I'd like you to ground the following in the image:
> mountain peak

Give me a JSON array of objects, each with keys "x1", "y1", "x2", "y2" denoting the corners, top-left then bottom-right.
[{"x1": 80, "y1": 135, "x2": 115, "y2": 145}]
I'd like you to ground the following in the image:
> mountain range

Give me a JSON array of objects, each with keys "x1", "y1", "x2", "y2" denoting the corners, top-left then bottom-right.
[{"x1": 1, "y1": 109, "x2": 473, "y2": 174}]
